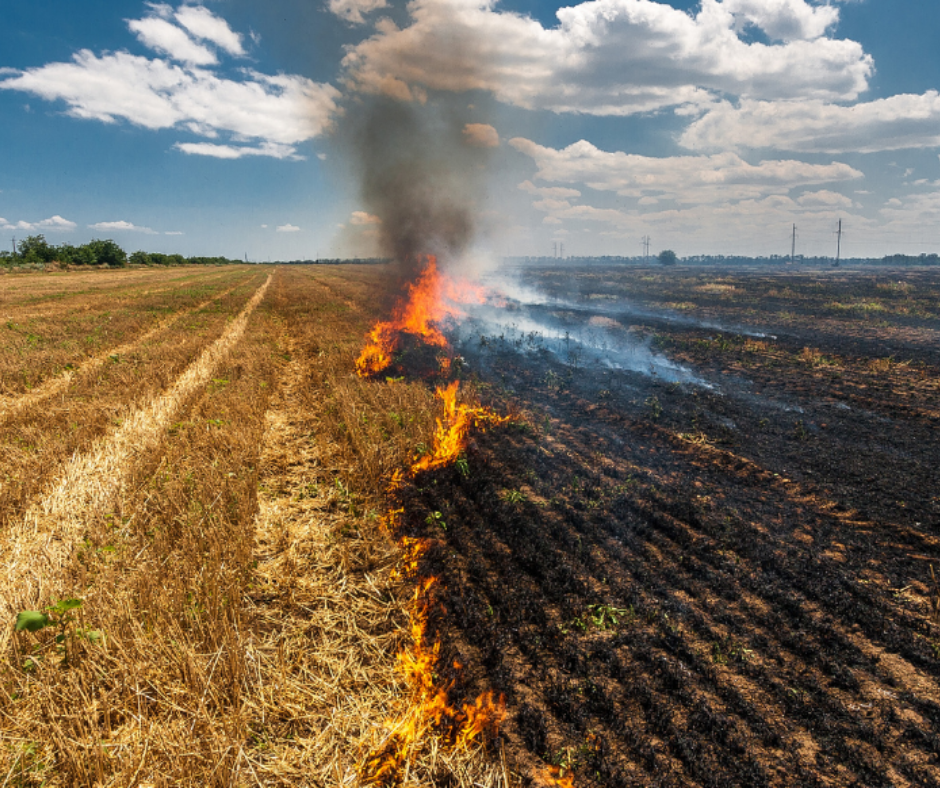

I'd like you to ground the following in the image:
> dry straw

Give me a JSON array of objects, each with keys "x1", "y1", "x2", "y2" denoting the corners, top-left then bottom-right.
[
  {"x1": 0, "y1": 275, "x2": 271, "y2": 641},
  {"x1": 0, "y1": 277, "x2": 248, "y2": 426}
]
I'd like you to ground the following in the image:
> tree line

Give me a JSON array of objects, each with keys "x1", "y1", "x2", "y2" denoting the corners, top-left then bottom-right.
[{"x1": 1, "y1": 235, "x2": 242, "y2": 268}]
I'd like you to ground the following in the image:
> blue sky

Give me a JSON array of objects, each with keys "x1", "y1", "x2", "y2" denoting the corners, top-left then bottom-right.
[{"x1": 2, "y1": 0, "x2": 940, "y2": 260}]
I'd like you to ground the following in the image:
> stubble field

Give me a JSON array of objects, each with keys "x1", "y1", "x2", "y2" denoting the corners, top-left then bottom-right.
[{"x1": 1, "y1": 263, "x2": 939, "y2": 787}]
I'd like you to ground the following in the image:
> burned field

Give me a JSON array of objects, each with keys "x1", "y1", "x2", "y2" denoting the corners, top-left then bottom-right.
[{"x1": 393, "y1": 266, "x2": 940, "y2": 787}]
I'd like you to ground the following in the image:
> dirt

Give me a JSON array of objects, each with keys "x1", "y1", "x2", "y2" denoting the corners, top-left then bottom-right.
[{"x1": 391, "y1": 266, "x2": 940, "y2": 787}]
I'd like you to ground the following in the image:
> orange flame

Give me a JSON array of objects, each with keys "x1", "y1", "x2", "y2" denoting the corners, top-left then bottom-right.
[
  {"x1": 358, "y1": 258, "x2": 508, "y2": 786},
  {"x1": 411, "y1": 381, "x2": 508, "y2": 474},
  {"x1": 360, "y1": 566, "x2": 506, "y2": 785},
  {"x1": 542, "y1": 766, "x2": 577, "y2": 788},
  {"x1": 355, "y1": 255, "x2": 485, "y2": 377}
]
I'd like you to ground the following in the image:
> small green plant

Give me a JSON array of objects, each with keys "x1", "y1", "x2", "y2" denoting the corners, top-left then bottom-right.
[
  {"x1": 544, "y1": 370, "x2": 563, "y2": 391},
  {"x1": 455, "y1": 455, "x2": 470, "y2": 477},
  {"x1": 503, "y1": 489, "x2": 527, "y2": 504},
  {"x1": 587, "y1": 604, "x2": 633, "y2": 629},
  {"x1": 425, "y1": 511, "x2": 446, "y2": 530},
  {"x1": 793, "y1": 419, "x2": 809, "y2": 440},
  {"x1": 645, "y1": 395, "x2": 663, "y2": 420},
  {"x1": 712, "y1": 636, "x2": 753, "y2": 664},
  {"x1": 560, "y1": 604, "x2": 633, "y2": 634},
  {"x1": 15, "y1": 598, "x2": 101, "y2": 666}
]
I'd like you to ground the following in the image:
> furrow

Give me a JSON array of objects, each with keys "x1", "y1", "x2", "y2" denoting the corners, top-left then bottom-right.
[
  {"x1": 0, "y1": 275, "x2": 271, "y2": 633},
  {"x1": 0, "y1": 277, "x2": 250, "y2": 425}
]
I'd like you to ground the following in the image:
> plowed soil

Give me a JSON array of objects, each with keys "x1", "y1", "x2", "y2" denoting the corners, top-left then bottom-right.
[{"x1": 394, "y1": 266, "x2": 940, "y2": 787}]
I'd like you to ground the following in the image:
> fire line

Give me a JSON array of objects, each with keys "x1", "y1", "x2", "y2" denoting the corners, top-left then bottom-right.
[{"x1": 356, "y1": 256, "x2": 511, "y2": 785}]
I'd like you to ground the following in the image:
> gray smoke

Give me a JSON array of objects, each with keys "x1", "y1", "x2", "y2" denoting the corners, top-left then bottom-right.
[{"x1": 338, "y1": 95, "x2": 492, "y2": 278}]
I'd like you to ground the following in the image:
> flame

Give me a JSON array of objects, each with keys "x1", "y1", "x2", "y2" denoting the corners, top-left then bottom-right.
[
  {"x1": 360, "y1": 566, "x2": 506, "y2": 785},
  {"x1": 543, "y1": 766, "x2": 577, "y2": 788},
  {"x1": 355, "y1": 255, "x2": 485, "y2": 378},
  {"x1": 357, "y1": 261, "x2": 509, "y2": 786},
  {"x1": 411, "y1": 381, "x2": 508, "y2": 474}
]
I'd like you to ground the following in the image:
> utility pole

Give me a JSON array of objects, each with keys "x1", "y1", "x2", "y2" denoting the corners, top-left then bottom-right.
[
  {"x1": 641, "y1": 235, "x2": 651, "y2": 263},
  {"x1": 12, "y1": 237, "x2": 17, "y2": 257},
  {"x1": 835, "y1": 219, "x2": 842, "y2": 267},
  {"x1": 790, "y1": 224, "x2": 797, "y2": 265}
]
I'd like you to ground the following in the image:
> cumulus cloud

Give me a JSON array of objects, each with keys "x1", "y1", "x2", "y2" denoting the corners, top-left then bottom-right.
[
  {"x1": 0, "y1": 215, "x2": 77, "y2": 232},
  {"x1": 681, "y1": 93, "x2": 940, "y2": 153},
  {"x1": 329, "y1": 0, "x2": 389, "y2": 25},
  {"x1": 174, "y1": 5, "x2": 245, "y2": 56},
  {"x1": 349, "y1": 210, "x2": 382, "y2": 225},
  {"x1": 276, "y1": 223, "x2": 301, "y2": 232},
  {"x1": 462, "y1": 122, "x2": 499, "y2": 148},
  {"x1": 722, "y1": 0, "x2": 839, "y2": 41},
  {"x1": 797, "y1": 189, "x2": 854, "y2": 208},
  {"x1": 510, "y1": 137, "x2": 862, "y2": 205},
  {"x1": 519, "y1": 180, "x2": 581, "y2": 199},
  {"x1": 128, "y1": 17, "x2": 217, "y2": 65},
  {"x1": 341, "y1": 0, "x2": 872, "y2": 117},
  {"x1": 90, "y1": 220, "x2": 158, "y2": 234},
  {"x1": 0, "y1": 5, "x2": 340, "y2": 159}
]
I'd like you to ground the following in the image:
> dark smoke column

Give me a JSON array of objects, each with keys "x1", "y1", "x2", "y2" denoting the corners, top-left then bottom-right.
[{"x1": 337, "y1": 94, "x2": 495, "y2": 278}]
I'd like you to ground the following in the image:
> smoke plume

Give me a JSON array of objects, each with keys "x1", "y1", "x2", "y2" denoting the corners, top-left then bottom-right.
[{"x1": 336, "y1": 91, "x2": 495, "y2": 279}]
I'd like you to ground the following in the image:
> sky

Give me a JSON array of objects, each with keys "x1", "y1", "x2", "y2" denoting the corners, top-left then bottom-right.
[{"x1": 3, "y1": 0, "x2": 940, "y2": 260}]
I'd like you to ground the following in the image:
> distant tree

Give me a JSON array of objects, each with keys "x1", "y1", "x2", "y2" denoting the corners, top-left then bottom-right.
[
  {"x1": 56, "y1": 243, "x2": 96, "y2": 266},
  {"x1": 85, "y1": 239, "x2": 127, "y2": 267},
  {"x1": 658, "y1": 249, "x2": 678, "y2": 266},
  {"x1": 129, "y1": 251, "x2": 153, "y2": 266},
  {"x1": 18, "y1": 235, "x2": 57, "y2": 264}
]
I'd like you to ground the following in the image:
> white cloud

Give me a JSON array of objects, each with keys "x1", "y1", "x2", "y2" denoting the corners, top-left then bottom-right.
[
  {"x1": 722, "y1": 0, "x2": 838, "y2": 41},
  {"x1": 174, "y1": 141, "x2": 302, "y2": 159},
  {"x1": 90, "y1": 220, "x2": 158, "y2": 234},
  {"x1": 797, "y1": 189, "x2": 854, "y2": 208},
  {"x1": 329, "y1": 0, "x2": 389, "y2": 25},
  {"x1": 276, "y1": 223, "x2": 301, "y2": 232},
  {"x1": 681, "y1": 93, "x2": 940, "y2": 153},
  {"x1": 128, "y1": 17, "x2": 217, "y2": 65},
  {"x1": 462, "y1": 122, "x2": 499, "y2": 148},
  {"x1": 164, "y1": 230, "x2": 184, "y2": 235},
  {"x1": 349, "y1": 211, "x2": 382, "y2": 225},
  {"x1": 510, "y1": 137, "x2": 862, "y2": 205},
  {"x1": 0, "y1": 215, "x2": 77, "y2": 232},
  {"x1": 0, "y1": 7, "x2": 340, "y2": 159},
  {"x1": 341, "y1": 0, "x2": 872, "y2": 117},
  {"x1": 519, "y1": 180, "x2": 581, "y2": 199},
  {"x1": 532, "y1": 193, "x2": 873, "y2": 255},
  {"x1": 174, "y1": 5, "x2": 245, "y2": 56}
]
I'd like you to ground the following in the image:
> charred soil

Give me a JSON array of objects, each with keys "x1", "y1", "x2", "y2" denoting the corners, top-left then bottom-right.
[{"x1": 392, "y1": 266, "x2": 940, "y2": 787}]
